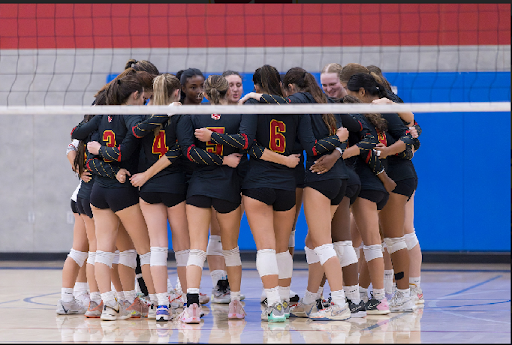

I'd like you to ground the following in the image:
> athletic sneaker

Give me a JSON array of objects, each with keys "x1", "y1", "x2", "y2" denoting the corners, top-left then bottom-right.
[
  {"x1": 180, "y1": 303, "x2": 201, "y2": 324},
  {"x1": 365, "y1": 296, "x2": 390, "y2": 315},
  {"x1": 156, "y1": 304, "x2": 171, "y2": 322},
  {"x1": 347, "y1": 298, "x2": 367, "y2": 318},
  {"x1": 309, "y1": 302, "x2": 351, "y2": 321},
  {"x1": 75, "y1": 292, "x2": 90, "y2": 310},
  {"x1": 389, "y1": 290, "x2": 416, "y2": 312},
  {"x1": 199, "y1": 292, "x2": 210, "y2": 305},
  {"x1": 281, "y1": 300, "x2": 290, "y2": 319},
  {"x1": 100, "y1": 300, "x2": 130, "y2": 321},
  {"x1": 290, "y1": 298, "x2": 319, "y2": 318},
  {"x1": 228, "y1": 299, "x2": 246, "y2": 319},
  {"x1": 261, "y1": 302, "x2": 287, "y2": 322},
  {"x1": 126, "y1": 296, "x2": 148, "y2": 318},
  {"x1": 211, "y1": 279, "x2": 231, "y2": 304},
  {"x1": 147, "y1": 303, "x2": 157, "y2": 319},
  {"x1": 410, "y1": 284, "x2": 424, "y2": 305},
  {"x1": 85, "y1": 300, "x2": 103, "y2": 318},
  {"x1": 289, "y1": 290, "x2": 300, "y2": 306},
  {"x1": 169, "y1": 288, "x2": 185, "y2": 308},
  {"x1": 56, "y1": 298, "x2": 87, "y2": 315}
]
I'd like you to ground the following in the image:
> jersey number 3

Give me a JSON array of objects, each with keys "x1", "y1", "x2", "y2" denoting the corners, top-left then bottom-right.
[
  {"x1": 206, "y1": 127, "x2": 225, "y2": 155},
  {"x1": 102, "y1": 130, "x2": 116, "y2": 162},
  {"x1": 269, "y1": 120, "x2": 286, "y2": 153}
]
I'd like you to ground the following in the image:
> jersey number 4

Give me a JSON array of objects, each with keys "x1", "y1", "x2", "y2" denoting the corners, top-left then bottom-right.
[
  {"x1": 269, "y1": 120, "x2": 286, "y2": 153},
  {"x1": 152, "y1": 130, "x2": 168, "y2": 159}
]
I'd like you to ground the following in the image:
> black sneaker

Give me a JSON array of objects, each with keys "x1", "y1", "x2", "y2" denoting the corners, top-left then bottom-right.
[
  {"x1": 347, "y1": 298, "x2": 367, "y2": 318},
  {"x1": 365, "y1": 296, "x2": 390, "y2": 315}
]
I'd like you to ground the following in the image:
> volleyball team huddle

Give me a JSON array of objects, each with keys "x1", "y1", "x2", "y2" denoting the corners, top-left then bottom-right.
[{"x1": 59, "y1": 58, "x2": 425, "y2": 324}]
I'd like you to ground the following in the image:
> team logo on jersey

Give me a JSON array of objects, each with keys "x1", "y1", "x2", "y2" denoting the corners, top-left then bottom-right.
[
  {"x1": 108, "y1": 116, "x2": 112, "y2": 123},
  {"x1": 211, "y1": 113, "x2": 221, "y2": 120}
]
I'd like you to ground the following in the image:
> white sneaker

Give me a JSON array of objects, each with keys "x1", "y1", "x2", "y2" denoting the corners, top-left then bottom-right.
[
  {"x1": 211, "y1": 279, "x2": 231, "y2": 304},
  {"x1": 199, "y1": 293, "x2": 210, "y2": 305},
  {"x1": 410, "y1": 284, "x2": 424, "y2": 305},
  {"x1": 309, "y1": 302, "x2": 351, "y2": 321},
  {"x1": 389, "y1": 290, "x2": 416, "y2": 312},
  {"x1": 56, "y1": 298, "x2": 87, "y2": 315},
  {"x1": 169, "y1": 288, "x2": 185, "y2": 309},
  {"x1": 100, "y1": 300, "x2": 130, "y2": 321},
  {"x1": 147, "y1": 303, "x2": 157, "y2": 319},
  {"x1": 290, "y1": 298, "x2": 319, "y2": 318}
]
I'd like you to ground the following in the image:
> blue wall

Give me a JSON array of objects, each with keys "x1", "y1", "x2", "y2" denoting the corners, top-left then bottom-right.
[{"x1": 109, "y1": 71, "x2": 511, "y2": 252}]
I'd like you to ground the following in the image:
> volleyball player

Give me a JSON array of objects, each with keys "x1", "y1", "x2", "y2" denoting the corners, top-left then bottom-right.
[
  {"x1": 320, "y1": 63, "x2": 347, "y2": 100},
  {"x1": 71, "y1": 69, "x2": 157, "y2": 321},
  {"x1": 345, "y1": 73, "x2": 416, "y2": 312},
  {"x1": 176, "y1": 74, "x2": 255, "y2": 323},
  {"x1": 128, "y1": 73, "x2": 190, "y2": 322}
]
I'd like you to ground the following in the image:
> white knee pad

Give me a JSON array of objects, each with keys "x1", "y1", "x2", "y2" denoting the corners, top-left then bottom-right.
[
  {"x1": 276, "y1": 251, "x2": 293, "y2": 279},
  {"x1": 363, "y1": 244, "x2": 383, "y2": 262},
  {"x1": 314, "y1": 243, "x2": 337, "y2": 266},
  {"x1": 118, "y1": 249, "x2": 137, "y2": 269},
  {"x1": 86, "y1": 251, "x2": 96, "y2": 265},
  {"x1": 150, "y1": 247, "x2": 168, "y2": 267},
  {"x1": 174, "y1": 249, "x2": 190, "y2": 267},
  {"x1": 68, "y1": 249, "x2": 88, "y2": 267},
  {"x1": 112, "y1": 250, "x2": 120, "y2": 265},
  {"x1": 288, "y1": 230, "x2": 296, "y2": 248},
  {"x1": 333, "y1": 241, "x2": 358, "y2": 267},
  {"x1": 95, "y1": 251, "x2": 115, "y2": 268},
  {"x1": 383, "y1": 237, "x2": 408, "y2": 255},
  {"x1": 304, "y1": 245, "x2": 320, "y2": 265},
  {"x1": 223, "y1": 246, "x2": 242, "y2": 267},
  {"x1": 187, "y1": 249, "x2": 207, "y2": 268},
  {"x1": 206, "y1": 235, "x2": 223, "y2": 256},
  {"x1": 256, "y1": 249, "x2": 279, "y2": 277},
  {"x1": 404, "y1": 232, "x2": 419, "y2": 250},
  {"x1": 139, "y1": 251, "x2": 151, "y2": 266}
]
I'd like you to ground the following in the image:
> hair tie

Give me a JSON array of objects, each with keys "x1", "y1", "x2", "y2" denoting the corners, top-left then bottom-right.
[{"x1": 117, "y1": 79, "x2": 121, "y2": 84}]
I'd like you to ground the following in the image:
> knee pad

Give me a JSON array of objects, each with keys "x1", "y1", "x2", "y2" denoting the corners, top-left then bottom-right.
[
  {"x1": 256, "y1": 249, "x2": 279, "y2": 277},
  {"x1": 363, "y1": 244, "x2": 383, "y2": 262},
  {"x1": 304, "y1": 245, "x2": 320, "y2": 265},
  {"x1": 223, "y1": 246, "x2": 242, "y2": 267},
  {"x1": 67, "y1": 249, "x2": 88, "y2": 267},
  {"x1": 288, "y1": 230, "x2": 296, "y2": 248},
  {"x1": 118, "y1": 249, "x2": 137, "y2": 269},
  {"x1": 206, "y1": 235, "x2": 223, "y2": 256},
  {"x1": 333, "y1": 241, "x2": 358, "y2": 267},
  {"x1": 404, "y1": 232, "x2": 419, "y2": 250},
  {"x1": 276, "y1": 251, "x2": 293, "y2": 279},
  {"x1": 314, "y1": 243, "x2": 337, "y2": 266},
  {"x1": 187, "y1": 249, "x2": 207, "y2": 268},
  {"x1": 150, "y1": 247, "x2": 168, "y2": 267},
  {"x1": 112, "y1": 250, "x2": 120, "y2": 265},
  {"x1": 174, "y1": 249, "x2": 190, "y2": 267},
  {"x1": 139, "y1": 251, "x2": 151, "y2": 266},
  {"x1": 95, "y1": 251, "x2": 115, "y2": 268},
  {"x1": 86, "y1": 251, "x2": 96, "y2": 265},
  {"x1": 383, "y1": 236, "x2": 408, "y2": 255}
]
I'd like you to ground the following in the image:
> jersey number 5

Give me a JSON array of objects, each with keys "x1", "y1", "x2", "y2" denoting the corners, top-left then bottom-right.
[
  {"x1": 206, "y1": 127, "x2": 224, "y2": 155},
  {"x1": 102, "y1": 130, "x2": 116, "y2": 162},
  {"x1": 152, "y1": 130, "x2": 168, "y2": 159},
  {"x1": 269, "y1": 119, "x2": 286, "y2": 153}
]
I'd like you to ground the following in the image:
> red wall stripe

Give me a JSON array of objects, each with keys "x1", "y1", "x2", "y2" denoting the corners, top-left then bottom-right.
[{"x1": 0, "y1": 4, "x2": 509, "y2": 49}]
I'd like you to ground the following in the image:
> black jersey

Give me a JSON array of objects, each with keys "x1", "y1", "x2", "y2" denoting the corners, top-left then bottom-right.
[
  {"x1": 72, "y1": 114, "x2": 143, "y2": 188},
  {"x1": 133, "y1": 114, "x2": 186, "y2": 195},
  {"x1": 177, "y1": 113, "x2": 256, "y2": 203},
  {"x1": 381, "y1": 113, "x2": 416, "y2": 182}
]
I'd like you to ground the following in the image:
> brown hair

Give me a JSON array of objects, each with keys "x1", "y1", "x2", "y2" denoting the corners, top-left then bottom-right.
[
  {"x1": 204, "y1": 75, "x2": 229, "y2": 105},
  {"x1": 340, "y1": 63, "x2": 370, "y2": 84},
  {"x1": 125, "y1": 58, "x2": 159, "y2": 75},
  {"x1": 283, "y1": 67, "x2": 337, "y2": 135},
  {"x1": 342, "y1": 94, "x2": 387, "y2": 132},
  {"x1": 253, "y1": 65, "x2": 283, "y2": 97},
  {"x1": 73, "y1": 114, "x2": 96, "y2": 177},
  {"x1": 366, "y1": 65, "x2": 393, "y2": 92},
  {"x1": 104, "y1": 68, "x2": 154, "y2": 105},
  {"x1": 321, "y1": 63, "x2": 343, "y2": 79}
]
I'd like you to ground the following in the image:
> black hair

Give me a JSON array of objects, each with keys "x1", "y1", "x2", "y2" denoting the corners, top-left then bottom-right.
[{"x1": 346, "y1": 73, "x2": 387, "y2": 99}]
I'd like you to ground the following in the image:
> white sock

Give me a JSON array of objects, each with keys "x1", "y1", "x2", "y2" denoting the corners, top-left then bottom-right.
[
  {"x1": 317, "y1": 286, "x2": 324, "y2": 300},
  {"x1": 156, "y1": 292, "x2": 168, "y2": 306},
  {"x1": 279, "y1": 286, "x2": 290, "y2": 302},
  {"x1": 124, "y1": 290, "x2": 137, "y2": 304},
  {"x1": 90, "y1": 292, "x2": 101, "y2": 304},
  {"x1": 384, "y1": 269, "x2": 394, "y2": 294},
  {"x1": 330, "y1": 289, "x2": 346, "y2": 306},
  {"x1": 149, "y1": 293, "x2": 158, "y2": 306},
  {"x1": 373, "y1": 288, "x2": 386, "y2": 301},
  {"x1": 115, "y1": 291, "x2": 125, "y2": 301},
  {"x1": 344, "y1": 285, "x2": 360, "y2": 304},
  {"x1": 410, "y1": 277, "x2": 421, "y2": 287},
  {"x1": 211, "y1": 270, "x2": 226, "y2": 287},
  {"x1": 398, "y1": 288, "x2": 410, "y2": 298},
  {"x1": 303, "y1": 290, "x2": 317, "y2": 305},
  {"x1": 61, "y1": 288, "x2": 74, "y2": 302},
  {"x1": 231, "y1": 291, "x2": 241, "y2": 301},
  {"x1": 101, "y1": 291, "x2": 117, "y2": 307},
  {"x1": 359, "y1": 287, "x2": 368, "y2": 301},
  {"x1": 176, "y1": 277, "x2": 182, "y2": 292},
  {"x1": 265, "y1": 287, "x2": 281, "y2": 306},
  {"x1": 73, "y1": 282, "x2": 89, "y2": 295}
]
